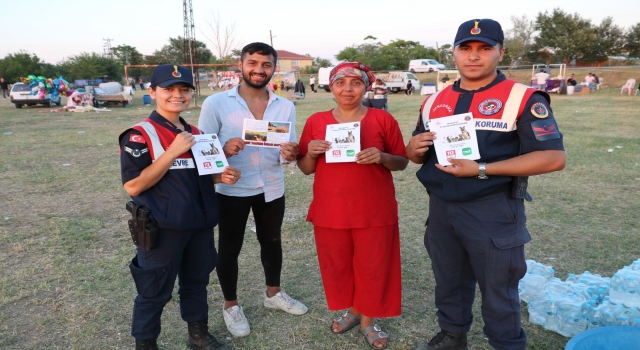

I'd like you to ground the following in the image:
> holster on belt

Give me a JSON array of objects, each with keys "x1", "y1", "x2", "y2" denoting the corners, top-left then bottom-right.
[{"x1": 126, "y1": 201, "x2": 158, "y2": 250}]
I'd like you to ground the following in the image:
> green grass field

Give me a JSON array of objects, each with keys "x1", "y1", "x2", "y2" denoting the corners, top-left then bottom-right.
[{"x1": 0, "y1": 78, "x2": 639, "y2": 349}]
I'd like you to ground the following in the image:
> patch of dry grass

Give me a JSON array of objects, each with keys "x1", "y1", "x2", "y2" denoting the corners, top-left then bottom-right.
[{"x1": 0, "y1": 80, "x2": 638, "y2": 349}]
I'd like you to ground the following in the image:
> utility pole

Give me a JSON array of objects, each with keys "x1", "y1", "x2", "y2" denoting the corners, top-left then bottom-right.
[
  {"x1": 269, "y1": 30, "x2": 282, "y2": 96},
  {"x1": 103, "y1": 38, "x2": 114, "y2": 58},
  {"x1": 436, "y1": 42, "x2": 441, "y2": 62},
  {"x1": 183, "y1": 0, "x2": 200, "y2": 105}
]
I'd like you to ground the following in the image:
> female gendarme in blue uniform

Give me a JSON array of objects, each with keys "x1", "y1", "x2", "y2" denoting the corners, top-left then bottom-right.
[{"x1": 119, "y1": 64, "x2": 240, "y2": 350}]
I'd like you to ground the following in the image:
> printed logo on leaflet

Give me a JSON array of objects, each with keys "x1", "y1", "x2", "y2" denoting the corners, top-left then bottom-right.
[
  {"x1": 347, "y1": 150, "x2": 355, "y2": 157},
  {"x1": 462, "y1": 148, "x2": 472, "y2": 156},
  {"x1": 216, "y1": 161, "x2": 224, "y2": 167},
  {"x1": 203, "y1": 162, "x2": 212, "y2": 169},
  {"x1": 332, "y1": 150, "x2": 341, "y2": 157},
  {"x1": 446, "y1": 150, "x2": 456, "y2": 158}
]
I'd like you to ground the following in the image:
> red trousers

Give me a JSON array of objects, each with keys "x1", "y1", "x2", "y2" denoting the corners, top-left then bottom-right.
[{"x1": 314, "y1": 224, "x2": 402, "y2": 317}]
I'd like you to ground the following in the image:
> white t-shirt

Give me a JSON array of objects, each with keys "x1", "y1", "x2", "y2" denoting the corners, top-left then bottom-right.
[
  {"x1": 534, "y1": 72, "x2": 549, "y2": 84},
  {"x1": 310, "y1": 77, "x2": 315, "y2": 85},
  {"x1": 372, "y1": 82, "x2": 387, "y2": 95},
  {"x1": 585, "y1": 75, "x2": 595, "y2": 83}
]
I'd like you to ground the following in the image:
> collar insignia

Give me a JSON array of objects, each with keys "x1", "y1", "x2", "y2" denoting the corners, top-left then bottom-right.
[
  {"x1": 172, "y1": 65, "x2": 182, "y2": 78},
  {"x1": 471, "y1": 21, "x2": 481, "y2": 35}
]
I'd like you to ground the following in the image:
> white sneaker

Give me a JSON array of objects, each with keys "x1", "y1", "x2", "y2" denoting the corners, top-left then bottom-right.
[
  {"x1": 263, "y1": 289, "x2": 308, "y2": 315},
  {"x1": 222, "y1": 305, "x2": 250, "y2": 337}
]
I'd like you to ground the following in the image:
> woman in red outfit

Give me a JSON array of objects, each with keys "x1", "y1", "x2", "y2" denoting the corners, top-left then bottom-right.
[{"x1": 297, "y1": 62, "x2": 408, "y2": 349}]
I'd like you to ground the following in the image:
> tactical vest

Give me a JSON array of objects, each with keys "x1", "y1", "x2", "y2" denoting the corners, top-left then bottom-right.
[
  {"x1": 123, "y1": 118, "x2": 219, "y2": 230},
  {"x1": 416, "y1": 79, "x2": 537, "y2": 202}
]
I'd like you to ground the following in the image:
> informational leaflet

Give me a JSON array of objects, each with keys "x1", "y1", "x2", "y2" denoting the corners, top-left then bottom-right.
[
  {"x1": 428, "y1": 112, "x2": 481, "y2": 166},
  {"x1": 191, "y1": 134, "x2": 229, "y2": 175},
  {"x1": 325, "y1": 122, "x2": 361, "y2": 163},
  {"x1": 241, "y1": 119, "x2": 291, "y2": 147}
]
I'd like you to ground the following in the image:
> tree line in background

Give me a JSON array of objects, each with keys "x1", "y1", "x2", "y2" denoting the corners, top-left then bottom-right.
[
  {"x1": 1, "y1": 7, "x2": 639, "y2": 83},
  {"x1": 336, "y1": 8, "x2": 640, "y2": 71},
  {"x1": 505, "y1": 9, "x2": 640, "y2": 68},
  {"x1": 0, "y1": 35, "x2": 222, "y2": 84}
]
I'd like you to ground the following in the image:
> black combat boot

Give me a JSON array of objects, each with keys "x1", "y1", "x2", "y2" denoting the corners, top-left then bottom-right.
[
  {"x1": 187, "y1": 319, "x2": 229, "y2": 350},
  {"x1": 416, "y1": 330, "x2": 468, "y2": 350},
  {"x1": 135, "y1": 338, "x2": 158, "y2": 350}
]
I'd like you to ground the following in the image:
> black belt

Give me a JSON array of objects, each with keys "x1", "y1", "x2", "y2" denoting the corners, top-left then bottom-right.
[{"x1": 490, "y1": 182, "x2": 512, "y2": 195}]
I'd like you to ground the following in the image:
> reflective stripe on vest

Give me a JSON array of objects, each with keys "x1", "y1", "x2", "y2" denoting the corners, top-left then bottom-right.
[
  {"x1": 135, "y1": 121, "x2": 195, "y2": 169},
  {"x1": 423, "y1": 82, "x2": 530, "y2": 132},
  {"x1": 499, "y1": 83, "x2": 529, "y2": 131},
  {"x1": 421, "y1": 89, "x2": 445, "y2": 130}
]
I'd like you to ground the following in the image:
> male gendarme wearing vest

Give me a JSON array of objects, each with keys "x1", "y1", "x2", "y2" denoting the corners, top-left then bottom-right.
[
  {"x1": 406, "y1": 19, "x2": 566, "y2": 350},
  {"x1": 119, "y1": 64, "x2": 241, "y2": 350}
]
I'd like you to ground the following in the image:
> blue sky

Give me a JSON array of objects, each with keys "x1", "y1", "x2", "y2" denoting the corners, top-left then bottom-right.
[{"x1": 3, "y1": 0, "x2": 638, "y2": 64}]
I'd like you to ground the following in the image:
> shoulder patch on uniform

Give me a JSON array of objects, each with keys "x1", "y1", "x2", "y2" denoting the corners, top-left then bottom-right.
[
  {"x1": 124, "y1": 146, "x2": 149, "y2": 158},
  {"x1": 478, "y1": 98, "x2": 503, "y2": 115},
  {"x1": 531, "y1": 119, "x2": 560, "y2": 141},
  {"x1": 129, "y1": 134, "x2": 146, "y2": 144},
  {"x1": 531, "y1": 102, "x2": 549, "y2": 119}
]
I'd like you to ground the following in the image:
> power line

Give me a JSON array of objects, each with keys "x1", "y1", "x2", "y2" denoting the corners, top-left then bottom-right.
[
  {"x1": 103, "y1": 38, "x2": 114, "y2": 58},
  {"x1": 183, "y1": 0, "x2": 200, "y2": 104}
]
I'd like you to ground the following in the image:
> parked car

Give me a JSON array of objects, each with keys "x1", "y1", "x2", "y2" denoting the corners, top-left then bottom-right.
[
  {"x1": 409, "y1": 59, "x2": 446, "y2": 73},
  {"x1": 10, "y1": 82, "x2": 61, "y2": 108}
]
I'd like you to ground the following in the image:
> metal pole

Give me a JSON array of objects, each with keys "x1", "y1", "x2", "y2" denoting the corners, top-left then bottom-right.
[{"x1": 270, "y1": 30, "x2": 282, "y2": 97}]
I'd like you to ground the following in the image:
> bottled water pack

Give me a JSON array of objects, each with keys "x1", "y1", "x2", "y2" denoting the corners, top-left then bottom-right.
[
  {"x1": 519, "y1": 258, "x2": 640, "y2": 338},
  {"x1": 609, "y1": 261, "x2": 640, "y2": 308}
]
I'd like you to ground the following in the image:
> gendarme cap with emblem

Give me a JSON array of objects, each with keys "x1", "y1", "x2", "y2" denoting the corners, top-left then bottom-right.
[
  {"x1": 150, "y1": 64, "x2": 195, "y2": 89},
  {"x1": 454, "y1": 19, "x2": 504, "y2": 47}
]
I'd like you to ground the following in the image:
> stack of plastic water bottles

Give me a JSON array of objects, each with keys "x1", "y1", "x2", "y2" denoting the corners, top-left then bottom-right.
[{"x1": 519, "y1": 259, "x2": 640, "y2": 338}]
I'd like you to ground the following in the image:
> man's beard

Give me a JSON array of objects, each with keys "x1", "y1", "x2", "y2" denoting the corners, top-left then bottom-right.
[{"x1": 242, "y1": 71, "x2": 272, "y2": 89}]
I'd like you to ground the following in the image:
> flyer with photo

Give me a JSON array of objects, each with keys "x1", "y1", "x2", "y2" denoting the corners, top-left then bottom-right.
[
  {"x1": 191, "y1": 134, "x2": 229, "y2": 175},
  {"x1": 428, "y1": 112, "x2": 481, "y2": 166},
  {"x1": 241, "y1": 119, "x2": 291, "y2": 147},
  {"x1": 325, "y1": 123, "x2": 361, "y2": 163}
]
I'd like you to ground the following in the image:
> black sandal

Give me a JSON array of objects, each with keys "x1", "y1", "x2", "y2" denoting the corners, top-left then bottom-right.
[
  {"x1": 360, "y1": 324, "x2": 389, "y2": 349},
  {"x1": 330, "y1": 311, "x2": 361, "y2": 334}
]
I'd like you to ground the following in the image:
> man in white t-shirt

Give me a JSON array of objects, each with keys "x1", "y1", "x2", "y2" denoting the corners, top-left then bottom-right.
[
  {"x1": 309, "y1": 75, "x2": 316, "y2": 93},
  {"x1": 534, "y1": 69, "x2": 549, "y2": 91},
  {"x1": 585, "y1": 73, "x2": 597, "y2": 91},
  {"x1": 372, "y1": 78, "x2": 388, "y2": 97}
]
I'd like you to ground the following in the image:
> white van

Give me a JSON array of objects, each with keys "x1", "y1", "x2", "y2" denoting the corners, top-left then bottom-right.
[
  {"x1": 317, "y1": 66, "x2": 334, "y2": 92},
  {"x1": 409, "y1": 59, "x2": 446, "y2": 73}
]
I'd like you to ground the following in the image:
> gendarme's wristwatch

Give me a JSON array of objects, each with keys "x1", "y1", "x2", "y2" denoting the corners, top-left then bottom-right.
[{"x1": 477, "y1": 162, "x2": 489, "y2": 180}]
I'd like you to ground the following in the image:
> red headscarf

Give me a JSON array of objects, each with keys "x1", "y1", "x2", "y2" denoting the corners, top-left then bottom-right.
[{"x1": 329, "y1": 62, "x2": 376, "y2": 90}]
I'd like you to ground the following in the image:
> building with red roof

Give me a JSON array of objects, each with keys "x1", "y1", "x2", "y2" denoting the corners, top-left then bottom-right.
[{"x1": 275, "y1": 50, "x2": 313, "y2": 72}]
